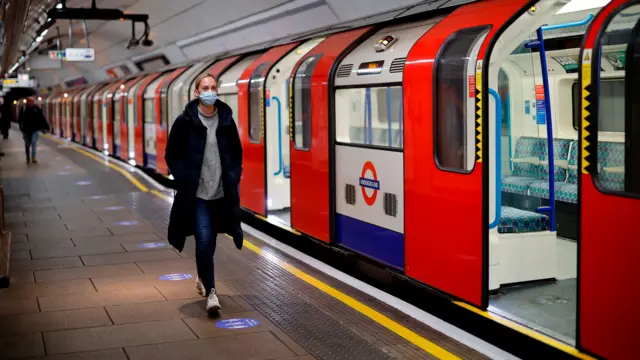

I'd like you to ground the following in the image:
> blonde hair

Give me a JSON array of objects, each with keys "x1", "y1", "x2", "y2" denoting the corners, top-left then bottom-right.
[{"x1": 194, "y1": 73, "x2": 217, "y2": 90}]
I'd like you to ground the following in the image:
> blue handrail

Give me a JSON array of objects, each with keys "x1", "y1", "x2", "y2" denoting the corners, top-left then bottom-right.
[
  {"x1": 363, "y1": 89, "x2": 369, "y2": 144},
  {"x1": 541, "y1": 13, "x2": 593, "y2": 31},
  {"x1": 531, "y1": 27, "x2": 556, "y2": 232},
  {"x1": 507, "y1": 93, "x2": 513, "y2": 172},
  {"x1": 366, "y1": 88, "x2": 373, "y2": 144},
  {"x1": 399, "y1": 87, "x2": 403, "y2": 147},
  {"x1": 386, "y1": 87, "x2": 392, "y2": 147},
  {"x1": 488, "y1": 88, "x2": 502, "y2": 230},
  {"x1": 272, "y1": 96, "x2": 283, "y2": 176}
]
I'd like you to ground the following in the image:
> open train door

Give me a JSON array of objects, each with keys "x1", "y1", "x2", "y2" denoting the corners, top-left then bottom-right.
[
  {"x1": 404, "y1": 0, "x2": 539, "y2": 308},
  {"x1": 238, "y1": 44, "x2": 300, "y2": 216},
  {"x1": 579, "y1": 1, "x2": 640, "y2": 358}
]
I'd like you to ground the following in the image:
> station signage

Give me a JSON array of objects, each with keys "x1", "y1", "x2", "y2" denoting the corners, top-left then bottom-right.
[
  {"x1": 66, "y1": 48, "x2": 95, "y2": 62},
  {"x1": 48, "y1": 48, "x2": 95, "y2": 62}
]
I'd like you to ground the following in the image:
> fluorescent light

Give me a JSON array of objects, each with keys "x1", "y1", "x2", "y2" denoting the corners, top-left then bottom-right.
[
  {"x1": 557, "y1": 0, "x2": 611, "y2": 14},
  {"x1": 35, "y1": 36, "x2": 43, "y2": 42},
  {"x1": 55, "y1": 3, "x2": 62, "y2": 9},
  {"x1": 40, "y1": 29, "x2": 48, "y2": 37},
  {"x1": 38, "y1": 97, "x2": 42, "y2": 101}
]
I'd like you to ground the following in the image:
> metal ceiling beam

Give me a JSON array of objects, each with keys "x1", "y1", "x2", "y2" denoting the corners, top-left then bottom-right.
[{"x1": 1, "y1": 0, "x2": 32, "y2": 75}]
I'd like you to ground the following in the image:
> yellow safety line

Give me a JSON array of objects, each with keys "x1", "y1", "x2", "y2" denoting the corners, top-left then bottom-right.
[
  {"x1": 46, "y1": 133, "x2": 596, "y2": 359},
  {"x1": 454, "y1": 302, "x2": 596, "y2": 360},
  {"x1": 43, "y1": 134, "x2": 149, "y2": 193}
]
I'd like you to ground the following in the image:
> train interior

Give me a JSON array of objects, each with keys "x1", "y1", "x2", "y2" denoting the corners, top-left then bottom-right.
[
  {"x1": 486, "y1": 0, "x2": 634, "y2": 344},
  {"x1": 265, "y1": 38, "x2": 325, "y2": 226}
]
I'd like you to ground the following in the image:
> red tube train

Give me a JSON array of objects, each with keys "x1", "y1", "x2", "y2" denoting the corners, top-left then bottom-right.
[{"x1": 42, "y1": 0, "x2": 640, "y2": 358}]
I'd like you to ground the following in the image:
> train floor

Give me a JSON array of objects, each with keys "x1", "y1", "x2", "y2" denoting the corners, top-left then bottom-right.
[{"x1": 0, "y1": 129, "x2": 511, "y2": 360}]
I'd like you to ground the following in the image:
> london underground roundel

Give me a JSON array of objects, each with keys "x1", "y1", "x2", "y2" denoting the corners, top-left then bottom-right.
[{"x1": 359, "y1": 161, "x2": 380, "y2": 206}]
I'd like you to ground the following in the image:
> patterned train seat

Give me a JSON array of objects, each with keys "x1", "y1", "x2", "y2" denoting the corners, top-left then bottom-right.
[
  {"x1": 498, "y1": 206, "x2": 550, "y2": 233},
  {"x1": 529, "y1": 140, "x2": 578, "y2": 204},
  {"x1": 502, "y1": 137, "x2": 545, "y2": 195},
  {"x1": 598, "y1": 141, "x2": 625, "y2": 192}
]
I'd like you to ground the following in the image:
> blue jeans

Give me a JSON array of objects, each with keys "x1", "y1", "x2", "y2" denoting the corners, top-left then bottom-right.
[
  {"x1": 23, "y1": 132, "x2": 39, "y2": 160},
  {"x1": 194, "y1": 197, "x2": 225, "y2": 295}
]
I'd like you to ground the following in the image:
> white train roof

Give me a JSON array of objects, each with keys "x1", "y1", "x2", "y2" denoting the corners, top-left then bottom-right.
[{"x1": 218, "y1": 54, "x2": 262, "y2": 95}]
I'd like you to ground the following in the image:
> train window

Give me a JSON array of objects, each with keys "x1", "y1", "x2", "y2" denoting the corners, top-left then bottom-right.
[
  {"x1": 248, "y1": 63, "x2": 271, "y2": 143},
  {"x1": 335, "y1": 86, "x2": 403, "y2": 149},
  {"x1": 434, "y1": 26, "x2": 490, "y2": 172},
  {"x1": 144, "y1": 99, "x2": 154, "y2": 123},
  {"x1": 292, "y1": 55, "x2": 321, "y2": 150},
  {"x1": 593, "y1": 5, "x2": 640, "y2": 195},
  {"x1": 219, "y1": 94, "x2": 238, "y2": 125},
  {"x1": 114, "y1": 100, "x2": 121, "y2": 125},
  {"x1": 572, "y1": 79, "x2": 625, "y2": 132}
]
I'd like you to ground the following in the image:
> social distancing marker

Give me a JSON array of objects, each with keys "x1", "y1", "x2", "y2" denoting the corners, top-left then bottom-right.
[
  {"x1": 216, "y1": 318, "x2": 260, "y2": 329},
  {"x1": 114, "y1": 220, "x2": 140, "y2": 226},
  {"x1": 159, "y1": 273, "x2": 193, "y2": 281},
  {"x1": 75, "y1": 181, "x2": 92, "y2": 185},
  {"x1": 103, "y1": 206, "x2": 124, "y2": 211},
  {"x1": 138, "y1": 242, "x2": 166, "y2": 249}
]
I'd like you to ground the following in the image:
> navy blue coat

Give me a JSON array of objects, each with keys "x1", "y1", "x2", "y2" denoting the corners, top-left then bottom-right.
[{"x1": 165, "y1": 99, "x2": 243, "y2": 252}]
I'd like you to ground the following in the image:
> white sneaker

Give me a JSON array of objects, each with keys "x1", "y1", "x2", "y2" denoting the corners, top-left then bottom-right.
[
  {"x1": 196, "y1": 277, "x2": 206, "y2": 297},
  {"x1": 206, "y1": 290, "x2": 221, "y2": 313}
]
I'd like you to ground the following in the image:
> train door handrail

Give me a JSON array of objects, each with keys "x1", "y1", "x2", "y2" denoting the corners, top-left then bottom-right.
[
  {"x1": 386, "y1": 87, "x2": 393, "y2": 147},
  {"x1": 488, "y1": 88, "x2": 502, "y2": 230},
  {"x1": 540, "y1": 13, "x2": 594, "y2": 31},
  {"x1": 272, "y1": 96, "x2": 284, "y2": 176},
  {"x1": 521, "y1": 14, "x2": 594, "y2": 232}
]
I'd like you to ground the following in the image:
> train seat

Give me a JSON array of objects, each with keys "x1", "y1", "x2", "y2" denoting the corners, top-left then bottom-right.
[
  {"x1": 502, "y1": 137, "x2": 546, "y2": 195},
  {"x1": 528, "y1": 181, "x2": 579, "y2": 204},
  {"x1": 528, "y1": 140, "x2": 578, "y2": 204},
  {"x1": 498, "y1": 206, "x2": 550, "y2": 233},
  {"x1": 502, "y1": 137, "x2": 573, "y2": 197},
  {"x1": 284, "y1": 164, "x2": 290, "y2": 179},
  {"x1": 598, "y1": 141, "x2": 625, "y2": 192}
]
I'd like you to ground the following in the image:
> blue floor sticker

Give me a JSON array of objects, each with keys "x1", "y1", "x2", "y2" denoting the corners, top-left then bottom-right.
[
  {"x1": 159, "y1": 273, "x2": 193, "y2": 281},
  {"x1": 75, "y1": 181, "x2": 92, "y2": 185},
  {"x1": 138, "y1": 242, "x2": 167, "y2": 249},
  {"x1": 56, "y1": 172, "x2": 71, "y2": 176},
  {"x1": 114, "y1": 220, "x2": 140, "y2": 226},
  {"x1": 88, "y1": 195, "x2": 107, "y2": 199},
  {"x1": 216, "y1": 318, "x2": 260, "y2": 329},
  {"x1": 103, "y1": 206, "x2": 124, "y2": 211}
]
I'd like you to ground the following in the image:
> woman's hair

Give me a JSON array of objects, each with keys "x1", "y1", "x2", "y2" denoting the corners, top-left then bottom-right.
[{"x1": 194, "y1": 73, "x2": 217, "y2": 90}]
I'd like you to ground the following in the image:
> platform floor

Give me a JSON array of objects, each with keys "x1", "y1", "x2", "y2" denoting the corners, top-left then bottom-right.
[{"x1": 0, "y1": 130, "x2": 493, "y2": 360}]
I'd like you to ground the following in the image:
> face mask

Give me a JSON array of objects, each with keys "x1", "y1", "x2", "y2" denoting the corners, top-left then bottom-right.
[{"x1": 198, "y1": 91, "x2": 217, "y2": 106}]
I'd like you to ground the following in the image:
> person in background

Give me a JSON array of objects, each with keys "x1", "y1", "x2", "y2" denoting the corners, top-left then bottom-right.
[
  {"x1": 165, "y1": 73, "x2": 244, "y2": 314},
  {"x1": 0, "y1": 96, "x2": 10, "y2": 141},
  {"x1": 19, "y1": 96, "x2": 50, "y2": 164}
]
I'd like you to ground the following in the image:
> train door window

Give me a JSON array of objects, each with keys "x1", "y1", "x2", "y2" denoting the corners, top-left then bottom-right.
[
  {"x1": 114, "y1": 99, "x2": 121, "y2": 125},
  {"x1": 292, "y1": 55, "x2": 321, "y2": 150},
  {"x1": 248, "y1": 63, "x2": 271, "y2": 143},
  {"x1": 572, "y1": 79, "x2": 625, "y2": 132},
  {"x1": 434, "y1": 26, "x2": 490, "y2": 172},
  {"x1": 219, "y1": 93, "x2": 238, "y2": 125},
  {"x1": 335, "y1": 86, "x2": 404, "y2": 149},
  {"x1": 594, "y1": 5, "x2": 640, "y2": 195},
  {"x1": 144, "y1": 99, "x2": 154, "y2": 124}
]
